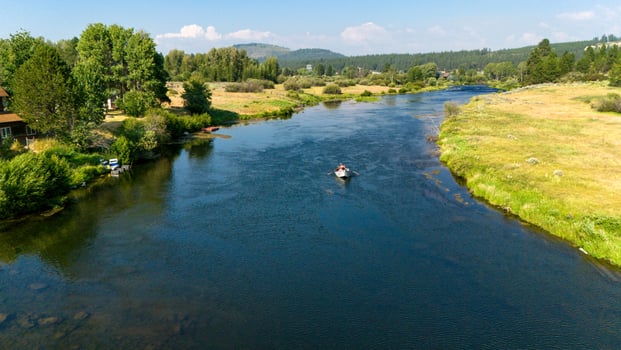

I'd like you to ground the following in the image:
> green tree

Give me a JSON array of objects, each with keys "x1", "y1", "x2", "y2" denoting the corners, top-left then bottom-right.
[
  {"x1": 609, "y1": 57, "x2": 621, "y2": 87},
  {"x1": 314, "y1": 63, "x2": 325, "y2": 76},
  {"x1": 74, "y1": 23, "x2": 113, "y2": 125},
  {"x1": 12, "y1": 44, "x2": 77, "y2": 138},
  {"x1": 55, "y1": 37, "x2": 79, "y2": 67},
  {"x1": 0, "y1": 31, "x2": 44, "y2": 94},
  {"x1": 164, "y1": 49, "x2": 186, "y2": 79},
  {"x1": 117, "y1": 90, "x2": 157, "y2": 117},
  {"x1": 558, "y1": 52, "x2": 575, "y2": 76},
  {"x1": 261, "y1": 56, "x2": 280, "y2": 82},
  {"x1": 182, "y1": 80, "x2": 212, "y2": 114},
  {"x1": 325, "y1": 64, "x2": 334, "y2": 77},
  {"x1": 525, "y1": 38, "x2": 561, "y2": 84},
  {"x1": 407, "y1": 65, "x2": 424, "y2": 82}
]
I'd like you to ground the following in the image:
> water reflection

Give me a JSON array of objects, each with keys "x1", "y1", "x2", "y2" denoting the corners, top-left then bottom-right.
[{"x1": 323, "y1": 100, "x2": 343, "y2": 109}]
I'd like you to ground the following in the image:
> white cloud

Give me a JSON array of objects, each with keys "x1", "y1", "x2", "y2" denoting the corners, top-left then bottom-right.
[
  {"x1": 156, "y1": 24, "x2": 222, "y2": 40},
  {"x1": 427, "y1": 25, "x2": 446, "y2": 36},
  {"x1": 227, "y1": 29, "x2": 272, "y2": 41},
  {"x1": 341, "y1": 22, "x2": 389, "y2": 44},
  {"x1": 557, "y1": 11, "x2": 595, "y2": 21},
  {"x1": 520, "y1": 32, "x2": 543, "y2": 45}
]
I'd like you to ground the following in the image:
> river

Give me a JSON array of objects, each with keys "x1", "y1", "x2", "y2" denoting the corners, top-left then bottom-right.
[{"x1": 1, "y1": 86, "x2": 621, "y2": 349}]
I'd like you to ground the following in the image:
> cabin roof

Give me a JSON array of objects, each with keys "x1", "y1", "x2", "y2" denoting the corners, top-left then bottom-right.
[
  {"x1": 0, "y1": 87, "x2": 8, "y2": 97},
  {"x1": 0, "y1": 113, "x2": 24, "y2": 123}
]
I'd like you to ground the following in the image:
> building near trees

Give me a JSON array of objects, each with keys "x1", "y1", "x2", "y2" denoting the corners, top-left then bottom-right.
[{"x1": 0, "y1": 87, "x2": 36, "y2": 145}]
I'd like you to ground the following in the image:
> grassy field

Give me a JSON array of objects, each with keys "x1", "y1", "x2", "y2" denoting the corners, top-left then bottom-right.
[
  {"x1": 438, "y1": 82, "x2": 621, "y2": 266},
  {"x1": 166, "y1": 83, "x2": 393, "y2": 117}
]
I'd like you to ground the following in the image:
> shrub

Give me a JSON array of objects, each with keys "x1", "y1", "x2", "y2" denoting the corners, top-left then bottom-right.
[
  {"x1": 592, "y1": 93, "x2": 621, "y2": 113},
  {"x1": 70, "y1": 164, "x2": 107, "y2": 186},
  {"x1": 118, "y1": 90, "x2": 158, "y2": 117},
  {"x1": 224, "y1": 81, "x2": 264, "y2": 93},
  {"x1": 323, "y1": 84, "x2": 342, "y2": 95},
  {"x1": 110, "y1": 135, "x2": 133, "y2": 164},
  {"x1": 283, "y1": 78, "x2": 301, "y2": 91},
  {"x1": 0, "y1": 152, "x2": 71, "y2": 219},
  {"x1": 444, "y1": 101, "x2": 461, "y2": 117},
  {"x1": 360, "y1": 90, "x2": 373, "y2": 97}
]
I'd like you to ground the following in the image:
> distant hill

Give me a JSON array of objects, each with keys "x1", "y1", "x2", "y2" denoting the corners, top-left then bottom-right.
[
  {"x1": 234, "y1": 43, "x2": 345, "y2": 64},
  {"x1": 233, "y1": 43, "x2": 290, "y2": 59},
  {"x1": 234, "y1": 39, "x2": 599, "y2": 72}
]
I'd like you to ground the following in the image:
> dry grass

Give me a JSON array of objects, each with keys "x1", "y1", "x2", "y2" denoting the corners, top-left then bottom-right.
[
  {"x1": 167, "y1": 83, "x2": 391, "y2": 116},
  {"x1": 439, "y1": 82, "x2": 621, "y2": 265}
]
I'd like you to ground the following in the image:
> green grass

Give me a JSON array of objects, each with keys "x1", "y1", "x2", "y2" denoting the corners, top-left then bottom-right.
[{"x1": 439, "y1": 83, "x2": 621, "y2": 266}]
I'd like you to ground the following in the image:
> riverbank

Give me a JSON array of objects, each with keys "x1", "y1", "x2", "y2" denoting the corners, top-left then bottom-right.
[
  {"x1": 167, "y1": 82, "x2": 448, "y2": 119},
  {"x1": 438, "y1": 82, "x2": 621, "y2": 266}
]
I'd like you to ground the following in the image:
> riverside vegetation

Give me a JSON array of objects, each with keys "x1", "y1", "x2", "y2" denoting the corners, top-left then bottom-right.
[
  {"x1": 3, "y1": 23, "x2": 621, "y2": 268},
  {"x1": 439, "y1": 82, "x2": 621, "y2": 266}
]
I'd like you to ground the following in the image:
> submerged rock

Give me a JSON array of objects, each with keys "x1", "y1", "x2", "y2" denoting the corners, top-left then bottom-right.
[
  {"x1": 29, "y1": 283, "x2": 48, "y2": 291},
  {"x1": 73, "y1": 311, "x2": 90, "y2": 320},
  {"x1": 39, "y1": 316, "x2": 61, "y2": 326}
]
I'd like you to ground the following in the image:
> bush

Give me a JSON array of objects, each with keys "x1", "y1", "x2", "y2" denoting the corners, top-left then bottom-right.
[
  {"x1": 224, "y1": 81, "x2": 264, "y2": 93},
  {"x1": 70, "y1": 164, "x2": 107, "y2": 186},
  {"x1": 0, "y1": 152, "x2": 71, "y2": 219},
  {"x1": 110, "y1": 135, "x2": 133, "y2": 164},
  {"x1": 323, "y1": 84, "x2": 342, "y2": 95},
  {"x1": 360, "y1": 90, "x2": 373, "y2": 97},
  {"x1": 592, "y1": 93, "x2": 621, "y2": 113},
  {"x1": 283, "y1": 79, "x2": 301, "y2": 91},
  {"x1": 444, "y1": 101, "x2": 461, "y2": 117},
  {"x1": 118, "y1": 90, "x2": 158, "y2": 117}
]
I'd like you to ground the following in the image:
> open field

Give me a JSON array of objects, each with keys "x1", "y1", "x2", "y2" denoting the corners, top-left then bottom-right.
[
  {"x1": 439, "y1": 82, "x2": 621, "y2": 266},
  {"x1": 167, "y1": 83, "x2": 392, "y2": 116}
]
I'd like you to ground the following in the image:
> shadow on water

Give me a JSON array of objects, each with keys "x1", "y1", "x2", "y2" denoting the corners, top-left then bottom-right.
[{"x1": 0, "y1": 140, "x2": 216, "y2": 270}]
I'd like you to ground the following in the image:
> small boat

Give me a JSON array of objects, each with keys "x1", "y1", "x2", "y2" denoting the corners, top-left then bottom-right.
[
  {"x1": 334, "y1": 163, "x2": 352, "y2": 178},
  {"x1": 201, "y1": 126, "x2": 220, "y2": 133}
]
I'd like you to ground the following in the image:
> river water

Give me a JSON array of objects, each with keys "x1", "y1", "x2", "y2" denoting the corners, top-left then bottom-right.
[{"x1": 1, "y1": 86, "x2": 621, "y2": 349}]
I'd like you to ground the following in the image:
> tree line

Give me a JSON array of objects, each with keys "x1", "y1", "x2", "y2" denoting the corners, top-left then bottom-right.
[
  {"x1": 0, "y1": 25, "x2": 169, "y2": 149},
  {"x1": 164, "y1": 48, "x2": 279, "y2": 83},
  {"x1": 160, "y1": 36, "x2": 621, "y2": 91}
]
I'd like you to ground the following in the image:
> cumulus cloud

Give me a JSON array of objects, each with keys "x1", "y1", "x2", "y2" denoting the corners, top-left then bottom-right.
[
  {"x1": 557, "y1": 11, "x2": 595, "y2": 21},
  {"x1": 227, "y1": 29, "x2": 272, "y2": 41},
  {"x1": 157, "y1": 24, "x2": 222, "y2": 40},
  {"x1": 341, "y1": 22, "x2": 390, "y2": 44}
]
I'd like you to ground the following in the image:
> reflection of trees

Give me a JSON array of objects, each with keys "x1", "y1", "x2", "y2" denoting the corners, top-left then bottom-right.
[
  {"x1": 0, "y1": 149, "x2": 182, "y2": 272},
  {"x1": 322, "y1": 100, "x2": 342, "y2": 109},
  {"x1": 184, "y1": 138, "x2": 214, "y2": 159}
]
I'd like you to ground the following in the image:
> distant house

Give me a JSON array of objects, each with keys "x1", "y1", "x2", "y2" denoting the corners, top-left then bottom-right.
[{"x1": 0, "y1": 87, "x2": 36, "y2": 145}]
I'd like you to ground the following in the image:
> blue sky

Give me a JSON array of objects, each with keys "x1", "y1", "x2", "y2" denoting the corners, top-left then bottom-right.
[{"x1": 2, "y1": 0, "x2": 620, "y2": 56}]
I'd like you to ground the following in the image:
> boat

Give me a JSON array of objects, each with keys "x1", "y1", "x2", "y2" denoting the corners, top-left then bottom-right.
[
  {"x1": 334, "y1": 163, "x2": 352, "y2": 178},
  {"x1": 201, "y1": 126, "x2": 220, "y2": 133}
]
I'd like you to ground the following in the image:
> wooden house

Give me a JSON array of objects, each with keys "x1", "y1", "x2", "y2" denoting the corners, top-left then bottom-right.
[{"x1": 0, "y1": 87, "x2": 36, "y2": 145}]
